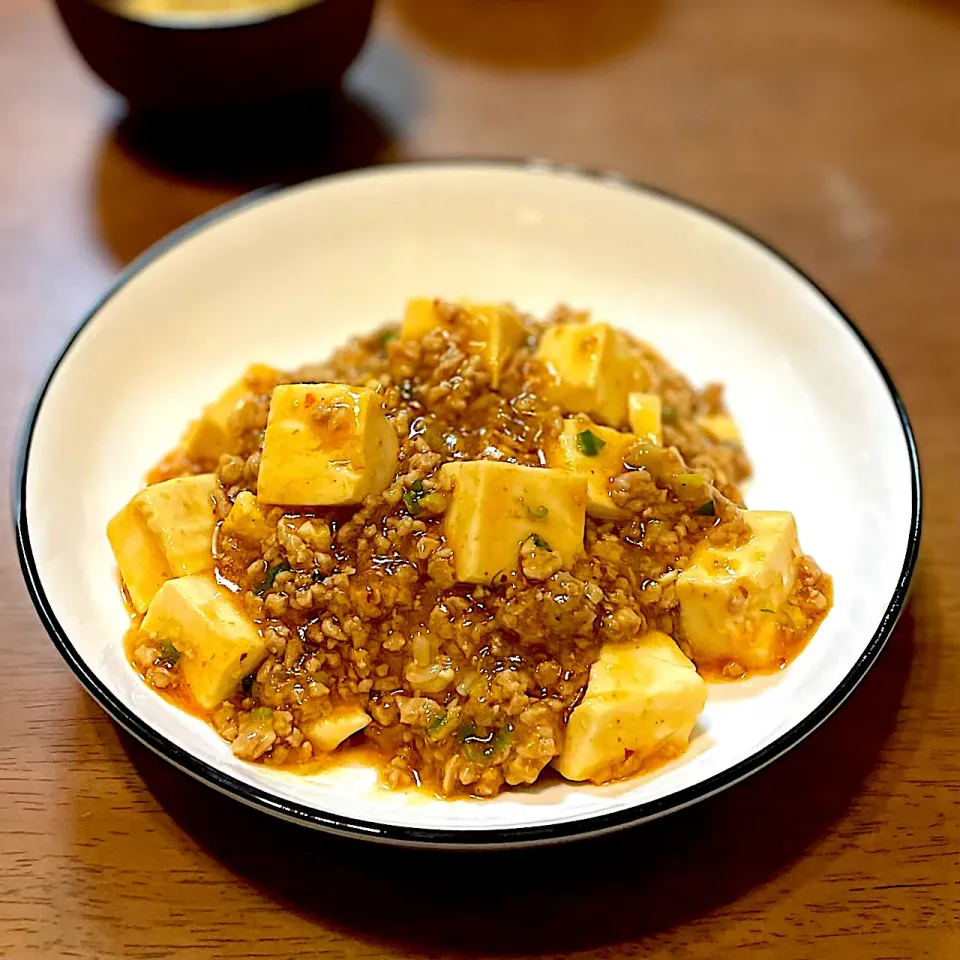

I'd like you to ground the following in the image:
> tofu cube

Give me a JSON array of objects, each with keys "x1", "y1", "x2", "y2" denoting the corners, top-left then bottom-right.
[
  {"x1": 697, "y1": 414, "x2": 742, "y2": 445},
  {"x1": 179, "y1": 364, "x2": 278, "y2": 463},
  {"x1": 555, "y1": 631, "x2": 706, "y2": 783},
  {"x1": 440, "y1": 461, "x2": 587, "y2": 583},
  {"x1": 257, "y1": 383, "x2": 398, "y2": 506},
  {"x1": 401, "y1": 297, "x2": 440, "y2": 339},
  {"x1": 302, "y1": 703, "x2": 371, "y2": 752},
  {"x1": 221, "y1": 491, "x2": 273, "y2": 544},
  {"x1": 401, "y1": 299, "x2": 526, "y2": 388},
  {"x1": 628, "y1": 393, "x2": 663, "y2": 445},
  {"x1": 676, "y1": 510, "x2": 800, "y2": 670},
  {"x1": 107, "y1": 474, "x2": 217, "y2": 614},
  {"x1": 536, "y1": 322, "x2": 637, "y2": 427},
  {"x1": 141, "y1": 574, "x2": 267, "y2": 710},
  {"x1": 545, "y1": 418, "x2": 638, "y2": 520},
  {"x1": 465, "y1": 302, "x2": 527, "y2": 389}
]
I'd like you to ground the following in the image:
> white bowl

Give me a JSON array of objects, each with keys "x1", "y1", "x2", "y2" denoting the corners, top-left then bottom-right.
[{"x1": 14, "y1": 162, "x2": 920, "y2": 848}]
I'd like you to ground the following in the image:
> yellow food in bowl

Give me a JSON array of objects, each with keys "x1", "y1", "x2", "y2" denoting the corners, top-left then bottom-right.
[
  {"x1": 111, "y1": 299, "x2": 832, "y2": 798},
  {"x1": 105, "y1": 0, "x2": 311, "y2": 24}
]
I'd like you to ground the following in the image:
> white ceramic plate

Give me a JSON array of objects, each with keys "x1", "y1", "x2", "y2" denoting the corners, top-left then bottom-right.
[{"x1": 15, "y1": 162, "x2": 920, "y2": 848}]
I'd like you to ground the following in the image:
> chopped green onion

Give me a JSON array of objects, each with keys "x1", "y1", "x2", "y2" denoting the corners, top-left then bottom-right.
[
  {"x1": 379, "y1": 329, "x2": 398, "y2": 351},
  {"x1": 662, "y1": 407, "x2": 679, "y2": 426},
  {"x1": 457, "y1": 721, "x2": 477, "y2": 743},
  {"x1": 461, "y1": 725, "x2": 513, "y2": 763},
  {"x1": 255, "y1": 561, "x2": 290, "y2": 596},
  {"x1": 576, "y1": 429, "x2": 607, "y2": 457},
  {"x1": 696, "y1": 500, "x2": 716, "y2": 516},
  {"x1": 403, "y1": 479, "x2": 427, "y2": 515},
  {"x1": 491, "y1": 726, "x2": 512, "y2": 754},
  {"x1": 251, "y1": 707, "x2": 273, "y2": 722},
  {"x1": 526, "y1": 504, "x2": 549, "y2": 520},
  {"x1": 531, "y1": 534, "x2": 551, "y2": 550},
  {"x1": 463, "y1": 742, "x2": 486, "y2": 763},
  {"x1": 427, "y1": 714, "x2": 449, "y2": 737},
  {"x1": 158, "y1": 639, "x2": 180, "y2": 665}
]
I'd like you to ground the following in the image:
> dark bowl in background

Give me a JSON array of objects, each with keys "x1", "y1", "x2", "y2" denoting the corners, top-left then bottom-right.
[{"x1": 53, "y1": 0, "x2": 376, "y2": 111}]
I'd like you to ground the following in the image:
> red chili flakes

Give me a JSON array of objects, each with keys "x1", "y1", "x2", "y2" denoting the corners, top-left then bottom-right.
[{"x1": 304, "y1": 393, "x2": 316, "y2": 408}]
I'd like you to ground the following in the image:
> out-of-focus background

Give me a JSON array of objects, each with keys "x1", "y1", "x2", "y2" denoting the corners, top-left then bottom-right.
[{"x1": 1, "y1": 1, "x2": 959, "y2": 958}]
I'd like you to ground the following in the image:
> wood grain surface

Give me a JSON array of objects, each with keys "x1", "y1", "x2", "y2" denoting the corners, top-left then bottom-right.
[{"x1": 2, "y1": 0, "x2": 959, "y2": 957}]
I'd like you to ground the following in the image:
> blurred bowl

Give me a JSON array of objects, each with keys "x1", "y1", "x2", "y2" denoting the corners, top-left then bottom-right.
[
  {"x1": 16, "y1": 162, "x2": 920, "y2": 847},
  {"x1": 53, "y1": 0, "x2": 376, "y2": 111}
]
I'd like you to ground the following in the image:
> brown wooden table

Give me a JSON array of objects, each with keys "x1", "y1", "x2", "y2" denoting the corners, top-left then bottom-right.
[{"x1": 2, "y1": 0, "x2": 958, "y2": 957}]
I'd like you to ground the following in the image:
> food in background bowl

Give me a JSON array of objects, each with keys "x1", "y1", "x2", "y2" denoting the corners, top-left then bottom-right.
[
  {"x1": 108, "y1": 299, "x2": 832, "y2": 798},
  {"x1": 105, "y1": 0, "x2": 310, "y2": 24}
]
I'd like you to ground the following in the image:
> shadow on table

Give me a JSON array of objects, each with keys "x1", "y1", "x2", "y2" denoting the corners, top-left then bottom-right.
[
  {"x1": 91, "y1": 91, "x2": 395, "y2": 268},
  {"x1": 89, "y1": 36, "x2": 421, "y2": 267},
  {"x1": 122, "y1": 595, "x2": 917, "y2": 956},
  {"x1": 391, "y1": 0, "x2": 666, "y2": 70}
]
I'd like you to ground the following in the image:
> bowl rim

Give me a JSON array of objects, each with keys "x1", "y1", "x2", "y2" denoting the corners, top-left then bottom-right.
[{"x1": 12, "y1": 159, "x2": 922, "y2": 848}]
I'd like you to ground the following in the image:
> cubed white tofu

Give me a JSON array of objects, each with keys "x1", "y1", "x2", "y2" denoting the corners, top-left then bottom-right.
[
  {"x1": 555, "y1": 631, "x2": 706, "y2": 783},
  {"x1": 302, "y1": 704, "x2": 371, "y2": 752},
  {"x1": 141, "y1": 574, "x2": 267, "y2": 711},
  {"x1": 257, "y1": 383, "x2": 398, "y2": 506},
  {"x1": 401, "y1": 299, "x2": 526, "y2": 388},
  {"x1": 178, "y1": 364, "x2": 278, "y2": 463},
  {"x1": 697, "y1": 414, "x2": 741, "y2": 445},
  {"x1": 536, "y1": 322, "x2": 637, "y2": 427},
  {"x1": 676, "y1": 510, "x2": 800, "y2": 670},
  {"x1": 545, "y1": 418, "x2": 637, "y2": 520},
  {"x1": 440, "y1": 461, "x2": 587, "y2": 583},
  {"x1": 628, "y1": 393, "x2": 663, "y2": 445},
  {"x1": 107, "y1": 474, "x2": 217, "y2": 614},
  {"x1": 221, "y1": 491, "x2": 273, "y2": 544},
  {"x1": 401, "y1": 297, "x2": 441, "y2": 339}
]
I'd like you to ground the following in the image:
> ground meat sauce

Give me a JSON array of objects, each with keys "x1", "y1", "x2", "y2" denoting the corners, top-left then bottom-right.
[{"x1": 129, "y1": 303, "x2": 831, "y2": 798}]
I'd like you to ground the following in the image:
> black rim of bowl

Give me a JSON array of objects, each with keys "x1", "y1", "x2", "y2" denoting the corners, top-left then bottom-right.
[{"x1": 12, "y1": 159, "x2": 923, "y2": 848}]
